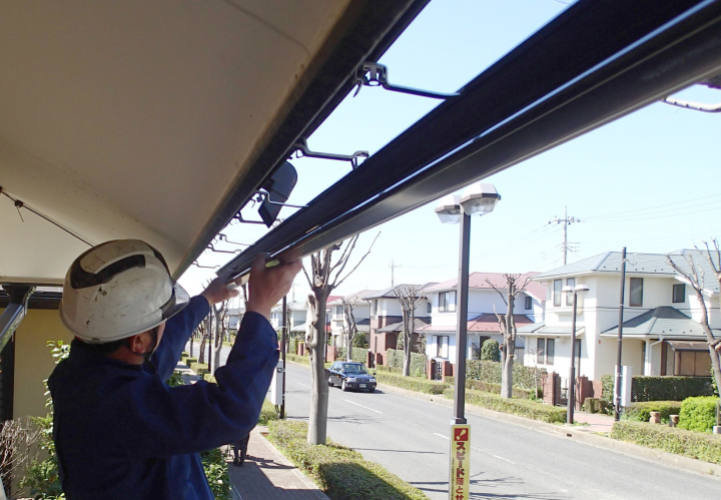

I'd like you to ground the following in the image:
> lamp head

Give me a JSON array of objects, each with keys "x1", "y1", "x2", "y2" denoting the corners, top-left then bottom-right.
[
  {"x1": 459, "y1": 183, "x2": 501, "y2": 216},
  {"x1": 434, "y1": 194, "x2": 461, "y2": 224},
  {"x1": 574, "y1": 284, "x2": 590, "y2": 294}
]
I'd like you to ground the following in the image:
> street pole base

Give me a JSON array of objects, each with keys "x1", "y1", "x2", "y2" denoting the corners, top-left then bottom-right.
[{"x1": 451, "y1": 418, "x2": 467, "y2": 425}]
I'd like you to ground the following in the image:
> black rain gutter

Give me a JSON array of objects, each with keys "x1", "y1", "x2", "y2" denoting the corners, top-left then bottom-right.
[
  {"x1": 173, "y1": 0, "x2": 431, "y2": 279},
  {"x1": 218, "y1": 0, "x2": 721, "y2": 282},
  {"x1": 0, "y1": 285, "x2": 34, "y2": 352}
]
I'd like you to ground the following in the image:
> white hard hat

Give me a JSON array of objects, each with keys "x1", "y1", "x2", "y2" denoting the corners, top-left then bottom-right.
[{"x1": 60, "y1": 240, "x2": 190, "y2": 343}]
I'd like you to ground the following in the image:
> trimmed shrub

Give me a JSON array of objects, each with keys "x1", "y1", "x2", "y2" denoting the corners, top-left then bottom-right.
[
  {"x1": 623, "y1": 401, "x2": 682, "y2": 423},
  {"x1": 481, "y1": 340, "x2": 500, "y2": 362},
  {"x1": 190, "y1": 362, "x2": 209, "y2": 376},
  {"x1": 258, "y1": 399, "x2": 280, "y2": 426},
  {"x1": 611, "y1": 420, "x2": 721, "y2": 464},
  {"x1": 336, "y1": 347, "x2": 369, "y2": 364},
  {"x1": 287, "y1": 353, "x2": 310, "y2": 365},
  {"x1": 374, "y1": 371, "x2": 448, "y2": 395},
  {"x1": 166, "y1": 370, "x2": 185, "y2": 387},
  {"x1": 200, "y1": 447, "x2": 232, "y2": 500},
  {"x1": 582, "y1": 397, "x2": 612, "y2": 415},
  {"x1": 184, "y1": 356, "x2": 198, "y2": 367},
  {"x1": 385, "y1": 349, "x2": 426, "y2": 377},
  {"x1": 353, "y1": 334, "x2": 369, "y2": 348},
  {"x1": 678, "y1": 396, "x2": 719, "y2": 433},
  {"x1": 444, "y1": 388, "x2": 566, "y2": 424},
  {"x1": 373, "y1": 365, "x2": 402, "y2": 374},
  {"x1": 600, "y1": 374, "x2": 713, "y2": 402},
  {"x1": 267, "y1": 420, "x2": 429, "y2": 500},
  {"x1": 465, "y1": 360, "x2": 543, "y2": 391},
  {"x1": 202, "y1": 373, "x2": 217, "y2": 384},
  {"x1": 445, "y1": 376, "x2": 532, "y2": 399}
]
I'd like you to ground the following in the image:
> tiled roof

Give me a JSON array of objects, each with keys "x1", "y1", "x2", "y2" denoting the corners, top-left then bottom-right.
[
  {"x1": 534, "y1": 250, "x2": 720, "y2": 294},
  {"x1": 422, "y1": 272, "x2": 547, "y2": 301},
  {"x1": 600, "y1": 306, "x2": 720, "y2": 338},
  {"x1": 516, "y1": 322, "x2": 585, "y2": 336},
  {"x1": 327, "y1": 289, "x2": 380, "y2": 306},
  {"x1": 421, "y1": 314, "x2": 533, "y2": 334},
  {"x1": 364, "y1": 284, "x2": 435, "y2": 299},
  {"x1": 376, "y1": 318, "x2": 429, "y2": 333}
]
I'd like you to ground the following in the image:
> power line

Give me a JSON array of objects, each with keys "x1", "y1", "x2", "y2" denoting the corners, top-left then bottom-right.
[{"x1": 549, "y1": 206, "x2": 581, "y2": 265}]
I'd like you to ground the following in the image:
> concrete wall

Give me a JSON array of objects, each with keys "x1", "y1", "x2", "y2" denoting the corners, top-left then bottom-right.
[{"x1": 13, "y1": 309, "x2": 73, "y2": 419}]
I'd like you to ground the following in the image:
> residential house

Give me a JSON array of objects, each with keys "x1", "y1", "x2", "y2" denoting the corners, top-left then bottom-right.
[
  {"x1": 270, "y1": 301, "x2": 309, "y2": 335},
  {"x1": 520, "y1": 250, "x2": 721, "y2": 386},
  {"x1": 366, "y1": 285, "x2": 433, "y2": 360},
  {"x1": 328, "y1": 290, "x2": 379, "y2": 348},
  {"x1": 423, "y1": 273, "x2": 546, "y2": 367}
]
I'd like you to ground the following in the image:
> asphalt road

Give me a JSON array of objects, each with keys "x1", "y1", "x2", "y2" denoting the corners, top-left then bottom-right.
[
  {"x1": 281, "y1": 364, "x2": 719, "y2": 500},
  {"x1": 190, "y1": 344, "x2": 720, "y2": 499}
]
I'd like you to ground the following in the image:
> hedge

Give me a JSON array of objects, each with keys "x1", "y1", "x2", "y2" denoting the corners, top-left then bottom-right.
[
  {"x1": 444, "y1": 388, "x2": 566, "y2": 424},
  {"x1": 623, "y1": 401, "x2": 682, "y2": 423},
  {"x1": 287, "y1": 353, "x2": 310, "y2": 366},
  {"x1": 581, "y1": 397, "x2": 612, "y2": 415},
  {"x1": 385, "y1": 349, "x2": 426, "y2": 378},
  {"x1": 184, "y1": 356, "x2": 198, "y2": 367},
  {"x1": 190, "y1": 362, "x2": 209, "y2": 376},
  {"x1": 336, "y1": 347, "x2": 369, "y2": 364},
  {"x1": 678, "y1": 396, "x2": 719, "y2": 433},
  {"x1": 445, "y1": 376, "x2": 532, "y2": 399},
  {"x1": 611, "y1": 420, "x2": 721, "y2": 465},
  {"x1": 267, "y1": 420, "x2": 429, "y2": 500},
  {"x1": 258, "y1": 399, "x2": 280, "y2": 426},
  {"x1": 374, "y1": 371, "x2": 449, "y2": 395},
  {"x1": 600, "y1": 374, "x2": 713, "y2": 402},
  {"x1": 465, "y1": 360, "x2": 544, "y2": 391}
]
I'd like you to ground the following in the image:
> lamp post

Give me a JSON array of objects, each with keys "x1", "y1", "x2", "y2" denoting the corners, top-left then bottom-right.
[
  {"x1": 563, "y1": 284, "x2": 589, "y2": 424},
  {"x1": 435, "y1": 183, "x2": 500, "y2": 500}
]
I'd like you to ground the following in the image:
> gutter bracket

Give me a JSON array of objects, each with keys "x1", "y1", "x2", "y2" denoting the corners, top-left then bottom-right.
[
  {"x1": 355, "y1": 62, "x2": 460, "y2": 100},
  {"x1": 293, "y1": 139, "x2": 369, "y2": 170}
]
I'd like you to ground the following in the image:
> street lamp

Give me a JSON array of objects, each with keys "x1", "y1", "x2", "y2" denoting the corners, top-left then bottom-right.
[
  {"x1": 562, "y1": 284, "x2": 589, "y2": 424},
  {"x1": 436, "y1": 183, "x2": 500, "y2": 500}
]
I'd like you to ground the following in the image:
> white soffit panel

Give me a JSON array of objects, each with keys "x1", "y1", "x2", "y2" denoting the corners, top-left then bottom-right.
[{"x1": 0, "y1": 0, "x2": 350, "y2": 282}]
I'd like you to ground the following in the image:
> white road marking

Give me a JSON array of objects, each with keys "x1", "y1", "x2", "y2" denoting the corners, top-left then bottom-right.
[
  {"x1": 432, "y1": 434, "x2": 515, "y2": 464},
  {"x1": 345, "y1": 400, "x2": 383, "y2": 414},
  {"x1": 296, "y1": 383, "x2": 310, "y2": 388}
]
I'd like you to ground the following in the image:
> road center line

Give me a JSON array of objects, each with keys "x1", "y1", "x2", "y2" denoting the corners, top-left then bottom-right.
[
  {"x1": 344, "y1": 400, "x2": 382, "y2": 414},
  {"x1": 433, "y1": 433, "x2": 449, "y2": 440}
]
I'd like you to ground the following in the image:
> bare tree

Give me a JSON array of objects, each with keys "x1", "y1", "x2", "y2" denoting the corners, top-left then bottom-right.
[
  {"x1": 303, "y1": 233, "x2": 379, "y2": 445},
  {"x1": 667, "y1": 246, "x2": 721, "y2": 400},
  {"x1": 341, "y1": 297, "x2": 359, "y2": 362},
  {"x1": 213, "y1": 301, "x2": 229, "y2": 372},
  {"x1": 394, "y1": 285, "x2": 426, "y2": 377},
  {"x1": 488, "y1": 274, "x2": 532, "y2": 399},
  {"x1": 0, "y1": 418, "x2": 41, "y2": 497},
  {"x1": 197, "y1": 318, "x2": 209, "y2": 365}
]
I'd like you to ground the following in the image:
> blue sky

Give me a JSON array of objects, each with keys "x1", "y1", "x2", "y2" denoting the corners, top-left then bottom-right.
[{"x1": 179, "y1": 0, "x2": 721, "y2": 299}]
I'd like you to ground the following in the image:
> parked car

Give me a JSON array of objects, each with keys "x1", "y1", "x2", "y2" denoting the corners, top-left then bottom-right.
[{"x1": 327, "y1": 362, "x2": 377, "y2": 392}]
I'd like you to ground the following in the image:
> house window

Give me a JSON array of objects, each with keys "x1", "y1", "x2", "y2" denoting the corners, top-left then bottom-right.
[
  {"x1": 525, "y1": 296, "x2": 532, "y2": 310},
  {"x1": 553, "y1": 279, "x2": 562, "y2": 307},
  {"x1": 334, "y1": 305, "x2": 343, "y2": 318},
  {"x1": 535, "y1": 338, "x2": 554, "y2": 365},
  {"x1": 371, "y1": 300, "x2": 378, "y2": 318},
  {"x1": 439, "y1": 291, "x2": 457, "y2": 312},
  {"x1": 436, "y1": 336, "x2": 449, "y2": 358},
  {"x1": 536, "y1": 338, "x2": 545, "y2": 364},
  {"x1": 674, "y1": 350, "x2": 711, "y2": 377},
  {"x1": 565, "y1": 278, "x2": 575, "y2": 306},
  {"x1": 672, "y1": 284, "x2": 685, "y2": 303},
  {"x1": 427, "y1": 301, "x2": 432, "y2": 314},
  {"x1": 630, "y1": 278, "x2": 643, "y2": 307}
]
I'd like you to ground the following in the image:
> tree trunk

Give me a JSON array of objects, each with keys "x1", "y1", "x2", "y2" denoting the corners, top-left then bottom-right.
[
  {"x1": 403, "y1": 332, "x2": 412, "y2": 376},
  {"x1": 308, "y1": 291, "x2": 330, "y2": 445},
  {"x1": 213, "y1": 309, "x2": 222, "y2": 372},
  {"x1": 501, "y1": 292, "x2": 516, "y2": 399},
  {"x1": 697, "y1": 298, "x2": 721, "y2": 401}
]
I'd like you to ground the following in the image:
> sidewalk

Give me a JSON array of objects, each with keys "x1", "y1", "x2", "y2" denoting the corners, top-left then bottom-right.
[
  {"x1": 176, "y1": 362, "x2": 329, "y2": 500},
  {"x1": 572, "y1": 411, "x2": 615, "y2": 433},
  {"x1": 228, "y1": 427, "x2": 330, "y2": 500}
]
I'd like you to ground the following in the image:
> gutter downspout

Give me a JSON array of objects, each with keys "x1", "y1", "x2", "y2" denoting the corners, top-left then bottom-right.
[{"x1": 646, "y1": 337, "x2": 664, "y2": 376}]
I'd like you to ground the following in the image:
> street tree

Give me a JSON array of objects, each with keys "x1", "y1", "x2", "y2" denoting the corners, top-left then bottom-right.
[
  {"x1": 393, "y1": 285, "x2": 426, "y2": 376},
  {"x1": 303, "y1": 233, "x2": 379, "y2": 445},
  {"x1": 667, "y1": 245, "x2": 721, "y2": 401},
  {"x1": 341, "y1": 297, "x2": 359, "y2": 362},
  {"x1": 212, "y1": 300, "x2": 229, "y2": 373},
  {"x1": 487, "y1": 274, "x2": 532, "y2": 399}
]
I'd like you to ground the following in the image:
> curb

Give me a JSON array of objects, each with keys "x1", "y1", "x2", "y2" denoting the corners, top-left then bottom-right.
[
  {"x1": 254, "y1": 427, "x2": 331, "y2": 500},
  {"x1": 374, "y1": 381, "x2": 721, "y2": 480}
]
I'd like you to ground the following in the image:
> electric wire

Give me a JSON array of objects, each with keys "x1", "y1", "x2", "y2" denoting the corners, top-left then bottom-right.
[{"x1": 0, "y1": 188, "x2": 93, "y2": 246}]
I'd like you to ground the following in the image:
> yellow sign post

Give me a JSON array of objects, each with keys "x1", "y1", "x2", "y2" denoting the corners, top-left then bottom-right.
[{"x1": 449, "y1": 424, "x2": 470, "y2": 500}]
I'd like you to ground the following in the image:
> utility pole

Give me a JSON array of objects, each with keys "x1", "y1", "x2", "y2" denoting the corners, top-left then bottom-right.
[
  {"x1": 614, "y1": 247, "x2": 627, "y2": 421},
  {"x1": 549, "y1": 206, "x2": 581, "y2": 265},
  {"x1": 389, "y1": 258, "x2": 402, "y2": 287}
]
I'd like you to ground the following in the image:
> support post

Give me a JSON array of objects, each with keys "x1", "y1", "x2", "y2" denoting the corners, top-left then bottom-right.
[
  {"x1": 0, "y1": 285, "x2": 34, "y2": 351},
  {"x1": 614, "y1": 247, "x2": 627, "y2": 421},
  {"x1": 567, "y1": 290, "x2": 578, "y2": 424},
  {"x1": 281, "y1": 296, "x2": 288, "y2": 419},
  {"x1": 453, "y1": 213, "x2": 471, "y2": 425}
]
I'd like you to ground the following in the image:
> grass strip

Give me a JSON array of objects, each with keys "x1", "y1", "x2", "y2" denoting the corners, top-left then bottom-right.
[
  {"x1": 444, "y1": 388, "x2": 566, "y2": 423},
  {"x1": 374, "y1": 371, "x2": 449, "y2": 395},
  {"x1": 611, "y1": 420, "x2": 721, "y2": 465},
  {"x1": 267, "y1": 420, "x2": 429, "y2": 500}
]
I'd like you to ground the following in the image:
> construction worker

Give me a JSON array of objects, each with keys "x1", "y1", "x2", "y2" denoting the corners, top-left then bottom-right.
[{"x1": 48, "y1": 239, "x2": 300, "y2": 499}]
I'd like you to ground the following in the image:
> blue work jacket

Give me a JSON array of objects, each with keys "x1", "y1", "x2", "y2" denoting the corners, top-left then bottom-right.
[{"x1": 48, "y1": 296, "x2": 279, "y2": 499}]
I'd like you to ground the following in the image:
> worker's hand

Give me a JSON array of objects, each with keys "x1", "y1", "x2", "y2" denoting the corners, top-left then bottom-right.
[
  {"x1": 247, "y1": 251, "x2": 302, "y2": 321},
  {"x1": 200, "y1": 278, "x2": 240, "y2": 306}
]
